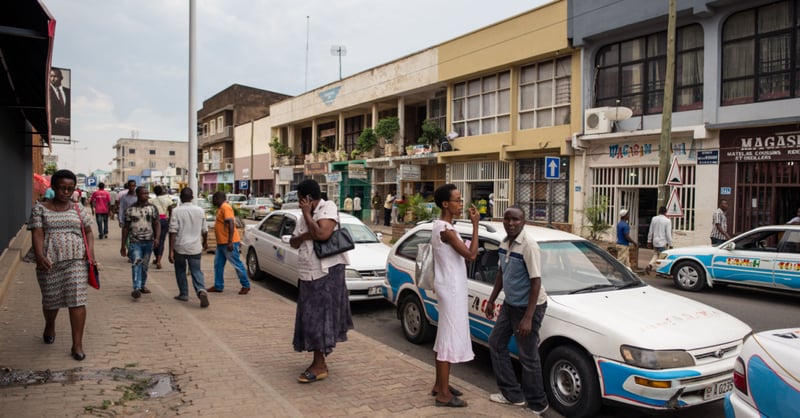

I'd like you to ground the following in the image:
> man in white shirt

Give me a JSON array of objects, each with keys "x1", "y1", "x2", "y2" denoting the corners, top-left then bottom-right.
[
  {"x1": 645, "y1": 206, "x2": 673, "y2": 275},
  {"x1": 168, "y1": 187, "x2": 209, "y2": 308},
  {"x1": 353, "y1": 193, "x2": 362, "y2": 220}
]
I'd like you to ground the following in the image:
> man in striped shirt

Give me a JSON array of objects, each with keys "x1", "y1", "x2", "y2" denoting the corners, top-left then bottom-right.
[{"x1": 710, "y1": 199, "x2": 730, "y2": 245}]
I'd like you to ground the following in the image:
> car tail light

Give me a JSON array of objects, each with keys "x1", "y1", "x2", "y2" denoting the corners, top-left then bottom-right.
[
  {"x1": 732, "y1": 357, "x2": 747, "y2": 395},
  {"x1": 258, "y1": 206, "x2": 265, "y2": 210}
]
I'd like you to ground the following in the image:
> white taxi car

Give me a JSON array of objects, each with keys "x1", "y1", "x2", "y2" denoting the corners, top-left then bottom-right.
[
  {"x1": 241, "y1": 209, "x2": 389, "y2": 302},
  {"x1": 384, "y1": 221, "x2": 751, "y2": 418}
]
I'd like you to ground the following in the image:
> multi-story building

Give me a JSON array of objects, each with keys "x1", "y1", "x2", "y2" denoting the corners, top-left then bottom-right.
[
  {"x1": 111, "y1": 138, "x2": 189, "y2": 189},
  {"x1": 197, "y1": 84, "x2": 290, "y2": 195},
  {"x1": 569, "y1": 0, "x2": 800, "y2": 245}
]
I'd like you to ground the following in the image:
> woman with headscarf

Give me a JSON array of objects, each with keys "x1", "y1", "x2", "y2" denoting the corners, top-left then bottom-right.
[{"x1": 27, "y1": 169, "x2": 96, "y2": 361}]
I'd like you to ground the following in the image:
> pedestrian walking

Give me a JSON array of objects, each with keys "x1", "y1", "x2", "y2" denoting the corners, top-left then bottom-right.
[
  {"x1": 121, "y1": 186, "x2": 160, "y2": 299},
  {"x1": 109, "y1": 187, "x2": 118, "y2": 220},
  {"x1": 89, "y1": 182, "x2": 111, "y2": 239},
  {"x1": 343, "y1": 194, "x2": 353, "y2": 215},
  {"x1": 615, "y1": 209, "x2": 637, "y2": 267},
  {"x1": 485, "y1": 205, "x2": 549, "y2": 415},
  {"x1": 117, "y1": 180, "x2": 137, "y2": 227},
  {"x1": 353, "y1": 193, "x2": 362, "y2": 220},
  {"x1": 646, "y1": 206, "x2": 673, "y2": 275},
  {"x1": 208, "y1": 191, "x2": 250, "y2": 294},
  {"x1": 372, "y1": 191, "x2": 382, "y2": 225},
  {"x1": 384, "y1": 190, "x2": 395, "y2": 226},
  {"x1": 288, "y1": 179, "x2": 353, "y2": 384},
  {"x1": 25, "y1": 169, "x2": 95, "y2": 361},
  {"x1": 429, "y1": 184, "x2": 480, "y2": 408},
  {"x1": 149, "y1": 185, "x2": 174, "y2": 269},
  {"x1": 168, "y1": 187, "x2": 209, "y2": 308},
  {"x1": 710, "y1": 199, "x2": 731, "y2": 245}
]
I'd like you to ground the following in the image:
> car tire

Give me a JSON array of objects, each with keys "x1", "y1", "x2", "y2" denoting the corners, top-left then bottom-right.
[
  {"x1": 544, "y1": 345, "x2": 602, "y2": 418},
  {"x1": 400, "y1": 294, "x2": 434, "y2": 344},
  {"x1": 250, "y1": 210, "x2": 256, "y2": 220},
  {"x1": 246, "y1": 249, "x2": 265, "y2": 280},
  {"x1": 672, "y1": 260, "x2": 706, "y2": 291}
]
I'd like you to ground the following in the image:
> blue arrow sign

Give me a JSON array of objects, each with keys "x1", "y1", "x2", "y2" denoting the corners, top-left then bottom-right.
[{"x1": 545, "y1": 156, "x2": 560, "y2": 179}]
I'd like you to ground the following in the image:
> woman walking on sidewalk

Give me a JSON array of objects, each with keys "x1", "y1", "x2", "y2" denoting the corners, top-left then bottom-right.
[
  {"x1": 25, "y1": 169, "x2": 95, "y2": 361},
  {"x1": 289, "y1": 179, "x2": 353, "y2": 384}
]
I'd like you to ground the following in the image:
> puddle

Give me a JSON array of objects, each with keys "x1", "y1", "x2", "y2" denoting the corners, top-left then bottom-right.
[{"x1": 0, "y1": 366, "x2": 176, "y2": 398}]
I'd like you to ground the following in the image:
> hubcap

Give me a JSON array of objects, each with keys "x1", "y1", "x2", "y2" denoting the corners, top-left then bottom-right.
[
  {"x1": 677, "y1": 266, "x2": 698, "y2": 287},
  {"x1": 550, "y1": 359, "x2": 582, "y2": 406},
  {"x1": 403, "y1": 302, "x2": 421, "y2": 336},
  {"x1": 247, "y1": 253, "x2": 257, "y2": 274}
]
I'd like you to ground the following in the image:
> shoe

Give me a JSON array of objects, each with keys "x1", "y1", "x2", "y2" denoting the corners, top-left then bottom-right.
[
  {"x1": 206, "y1": 287, "x2": 222, "y2": 293},
  {"x1": 174, "y1": 295, "x2": 189, "y2": 302},
  {"x1": 489, "y1": 393, "x2": 526, "y2": 406},
  {"x1": 430, "y1": 385, "x2": 463, "y2": 397},
  {"x1": 435, "y1": 397, "x2": 467, "y2": 408},
  {"x1": 132, "y1": 289, "x2": 141, "y2": 299},
  {"x1": 645, "y1": 265, "x2": 653, "y2": 275},
  {"x1": 297, "y1": 370, "x2": 328, "y2": 383},
  {"x1": 140, "y1": 287, "x2": 151, "y2": 294},
  {"x1": 104, "y1": 235, "x2": 108, "y2": 239},
  {"x1": 156, "y1": 263, "x2": 162, "y2": 269},
  {"x1": 198, "y1": 291, "x2": 209, "y2": 308},
  {"x1": 527, "y1": 404, "x2": 549, "y2": 415},
  {"x1": 238, "y1": 287, "x2": 250, "y2": 295},
  {"x1": 71, "y1": 348, "x2": 86, "y2": 361},
  {"x1": 43, "y1": 334, "x2": 55, "y2": 344}
]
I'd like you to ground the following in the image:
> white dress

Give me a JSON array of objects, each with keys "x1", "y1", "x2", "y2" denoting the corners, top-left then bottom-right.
[{"x1": 431, "y1": 220, "x2": 475, "y2": 363}]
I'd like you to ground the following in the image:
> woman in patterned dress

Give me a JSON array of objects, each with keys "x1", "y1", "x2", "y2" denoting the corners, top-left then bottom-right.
[{"x1": 28, "y1": 169, "x2": 96, "y2": 361}]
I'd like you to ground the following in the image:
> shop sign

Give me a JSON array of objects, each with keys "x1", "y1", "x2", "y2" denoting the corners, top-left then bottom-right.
[
  {"x1": 320, "y1": 128, "x2": 336, "y2": 137},
  {"x1": 604, "y1": 142, "x2": 689, "y2": 160},
  {"x1": 348, "y1": 164, "x2": 367, "y2": 179},
  {"x1": 721, "y1": 129, "x2": 800, "y2": 162},
  {"x1": 278, "y1": 167, "x2": 294, "y2": 182},
  {"x1": 325, "y1": 172, "x2": 342, "y2": 183},
  {"x1": 398, "y1": 164, "x2": 421, "y2": 181},
  {"x1": 304, "y1": 162, "x2": 328, "y2": 176},
  {"x1": 697, "y1": 150, "x2": 719, "y2": 165}
]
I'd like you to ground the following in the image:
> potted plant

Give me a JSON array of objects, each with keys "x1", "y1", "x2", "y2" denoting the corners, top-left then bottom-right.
[
  {"x1": 269, "y1": 137, "x2": 292, "y2": 164},
  {"x1": 393, "y1": 193, "x2": 440, "y2": 240},
  {"x1": 419, "y1": 119, "x2": 444, "y2": 151},
  {"x1": 375, "y1": 117, "x2": 400, "y2": 156},
  {"x1": 583, "y1": 193, "x2": 615, "y2": 256},
  {"x1": 356, "y1": 127, "x2": 378, "y2": 158}
]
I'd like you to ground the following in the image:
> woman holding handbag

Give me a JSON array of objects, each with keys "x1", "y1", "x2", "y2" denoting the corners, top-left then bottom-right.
[
  {"x1": 26, "y1": 169, "x2": 96, "y2": 361},
  {"x1": 289, "y1": 179, "x2": 353, "y2": 384}
]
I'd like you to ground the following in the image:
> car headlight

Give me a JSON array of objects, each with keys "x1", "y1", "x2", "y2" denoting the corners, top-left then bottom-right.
[
  {"x1": 657, "y1": 253, "x2": 669, "y2": 260},
  {"x1": 345, "y1": 268, "x2": 362, "y2": 280},
  {"x1": 620, "y1": 345, "x2": 695, "y2": 369}
]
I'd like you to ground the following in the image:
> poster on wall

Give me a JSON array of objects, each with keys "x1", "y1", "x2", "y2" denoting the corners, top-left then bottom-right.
[{"x1": 49, "y1": 67, "x2": 71, "y2": 144}]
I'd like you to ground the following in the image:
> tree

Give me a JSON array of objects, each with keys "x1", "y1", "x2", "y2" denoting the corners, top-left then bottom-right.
[{"x1": 44, "y1": 163, "x2": 58, "y2": 175}]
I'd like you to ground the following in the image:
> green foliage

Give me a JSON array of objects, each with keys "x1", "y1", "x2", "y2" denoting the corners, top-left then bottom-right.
[
  {"x1": 418, "y1": 119, "x2": 444, "y2": 145},
  {"x1": 374, "y1": 117, "x2": 400, "y2": 143},
  {"x1": 356, "y1": 128, "x2": 378, "y2": 152},
  {"x1": 397, "y1": 193, "x2": 440, "y2": 223},
  {"x1": 584, "y1": 194, "x2": 612, "y2": 240},
  {"x1": 44, "y1": 163, "x2": 58, "y2": 175},
  {"x1": 269, "y1": 137, "x2": 292, "y2": 156}
]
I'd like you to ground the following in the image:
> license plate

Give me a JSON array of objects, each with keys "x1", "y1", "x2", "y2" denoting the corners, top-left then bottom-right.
[
  {"x1": 368, "y1": 286, "x2": 382, "y2": 296},
  {"x1": 703, "y1": 379, "x2": 733, "y2": 400}
]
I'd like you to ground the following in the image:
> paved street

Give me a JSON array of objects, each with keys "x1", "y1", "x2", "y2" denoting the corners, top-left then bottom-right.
[{"x1": 0, "y1": 221, "x2": 536, "y2": 417}]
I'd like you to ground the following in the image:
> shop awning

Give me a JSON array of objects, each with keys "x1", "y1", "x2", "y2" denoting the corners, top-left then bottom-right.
[{"x1": 0, "y1": 0, "x2": 55, "y2": 145}]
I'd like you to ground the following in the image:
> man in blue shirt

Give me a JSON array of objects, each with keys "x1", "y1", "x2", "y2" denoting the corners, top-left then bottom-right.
[{"x1": 616, "y1": 209, "x2": 638, "y2": 267}]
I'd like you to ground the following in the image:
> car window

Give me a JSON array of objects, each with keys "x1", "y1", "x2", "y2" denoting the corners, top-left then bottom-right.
[
  {"x1": 471, "y1": 240, "x2": 500, "y2": 285},
  {"x1": 396, "y1": 230, "x2": 432, "y2": 260},
  {"x1": 539, "y1": 240, "x2": 641, "y2": 294},
  {"x1": 279, "y1": 216, "x2": 296, "y2": 237},
  {"x1": 734, "y1": 230, "x2": 782, "y2": 252},
  {"x1": 341, "y1": 223, "x2": 380, "y2": 243},
  {"x1": 260, "y1": 215, "x2": 283, "y2": 237},
  {"x1": 779, "y1": 230, "x2": 800, "y2": 254}
]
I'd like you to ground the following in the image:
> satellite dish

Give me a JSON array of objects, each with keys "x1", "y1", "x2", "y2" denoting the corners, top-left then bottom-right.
[
  {"x1": 330, "y1": 45, "x2": 347, "y2": 56},
  {"x1": 606, "y1": 106, "x2": 633, "y2": 121}
]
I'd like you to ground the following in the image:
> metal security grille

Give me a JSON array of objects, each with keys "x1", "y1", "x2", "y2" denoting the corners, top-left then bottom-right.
[
  {"x1": 448, "y1": 161, "x2": 510, "y2": 217},
  {"x1": 514, "y1": 158, "x2": 570, "y2": 223}
]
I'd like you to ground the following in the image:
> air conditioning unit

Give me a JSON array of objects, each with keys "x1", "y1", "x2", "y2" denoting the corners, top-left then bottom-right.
[
  {"x1": 225, "y1": 163, "x2": 234, "y2": 170},
  {"x1": 584, "y1": 107, "x2": 612, "y2": 134},
  {"x1": 202, "y1": 163, "x2": 210, "y2": 171}
]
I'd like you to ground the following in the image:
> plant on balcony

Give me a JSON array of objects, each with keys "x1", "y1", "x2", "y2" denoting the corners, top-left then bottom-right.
[
  {"x1": 269, "y1": 137, "x2": 292, "y2": 157},
  {"x1": 375, "y1": 116, "x2": 400, "y2": 156},
  {"x1": 355, "y1": 127, "x2": 378, "y2": 158},
  {"x1": 419, "y1": 119, "x2": 444, "y2": 146}
]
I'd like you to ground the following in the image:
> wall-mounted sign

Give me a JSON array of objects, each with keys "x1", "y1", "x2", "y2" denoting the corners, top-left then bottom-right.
[
  {"x1": 697, "y1": 150, "x2": 719, "y2": 165},
  {"x1": 325, "y1": 172, "x2": 342, "y2": 183},
  {"x1": 319, "y1": 86, "x2": 341, "y2": 106},
  {"x1": 348, "y1": 164, "x2": 367, "y2": 179},
  {"x1": 398, "y1": 164, "x2": 421, "y2": 181},
  {"x1": 304, "y1": 162, "x2": 328, "y2": 176},
  {"x1": 320, "y1": 128, "x2": 336, "y2": 137},
  {"x1": 720, "y1": 186, "x2": 732, "y2": 195}
]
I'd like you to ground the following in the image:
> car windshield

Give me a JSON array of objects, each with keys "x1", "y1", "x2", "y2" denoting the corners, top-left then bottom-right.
[
  {"x1": 341, "y1": 222, "x2": 380, "y2": 243},
  {"x1": 255, "y1": 198, "x2": 273, "y2": 206},
  {"x1": 539, "y1": 240, "x2": 643, "y2": 295}
]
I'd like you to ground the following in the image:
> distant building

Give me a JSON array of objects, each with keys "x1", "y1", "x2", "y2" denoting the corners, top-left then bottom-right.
[{"x1": 111, "y1": 138, "x2": 189, "y2": 189}]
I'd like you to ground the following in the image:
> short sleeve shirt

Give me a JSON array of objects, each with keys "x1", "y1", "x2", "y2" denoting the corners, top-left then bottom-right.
[
  {"x1": 498, "y1": 230, "x2": 547, "y2": 307},
  {"x1": 616, "y1": 221, "x2": 631, "y2": 245},
  {"x1": 124, "y1": 204, "x2": 159, "y2": 242},
  {"x1": 90, "y1": 190, "x2": 111, "y2": 214},
  {"x1": 295, "y1": 200, "x2": 350, "y2": 280},
  {"x1": 214, "y1": 202, "x2": 240, "y2": 244},
  {"x1": 710, "y1": 208, "x2": 727, "y2": 240}
]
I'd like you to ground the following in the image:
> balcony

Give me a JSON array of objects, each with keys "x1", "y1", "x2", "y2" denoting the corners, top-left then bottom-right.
[
  {"x1": 199, "y1": 157, "x2": 234, "y2": 173},
  {"x1": 199, "y1": 125, "x2": 233, "y2": 147}
]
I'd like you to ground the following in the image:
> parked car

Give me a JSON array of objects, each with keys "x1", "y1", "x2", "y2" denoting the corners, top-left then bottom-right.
[
  {"x1": 281, "y1": 190, "x2": 299, "y2": 209},
  {"x1": 655, "y1": 225, "x2": 800, "y2": 292},
  {"x1": 196, "y1": 198, "x2": 217, "y2": 252},
  {"x1": 384, "y1": 220, "x2": 751, "y2": 417},
  {"x1": 226, "y1": 193, "x2": 248, "y2": 209},
  {"x1": 241, "y1": 209, "x2": 389, "y2": 302},
  {"x1": 724, "y1": 328, "x2": 800, "y2": 418},
  {"x1": 240, "y1": 197, "x2": 276, "y2": 220}
]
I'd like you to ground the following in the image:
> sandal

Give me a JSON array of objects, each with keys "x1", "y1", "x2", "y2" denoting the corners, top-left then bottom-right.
[
  {"x1": 297, "y1": 370, "x2": 328, "y2": 383},
  {"x1": 435, "y1": 396, "x2": 467, "y2": 408},
  {"x1": 430, "y1": 385, "x2": 463, "y2": 397}
]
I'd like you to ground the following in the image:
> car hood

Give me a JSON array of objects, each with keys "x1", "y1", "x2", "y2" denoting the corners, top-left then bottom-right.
[
  {"x1": 752, "y1": 328, "x2": 800, "y2": 379},
  {"x1": 663, "y1": 245, "x2": 717, "y2": 257},
  {"x1": 348, "y1": 243, "x2": 391, "y2": 270},
  {"x1": 549, "y1": 286, "x2": 751, "y2": 349}
]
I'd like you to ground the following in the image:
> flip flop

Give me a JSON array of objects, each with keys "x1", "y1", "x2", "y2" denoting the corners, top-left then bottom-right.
[
  {"x1": 430, "y1": 385, "x2": 463, "y2": 397},
  {"x1": 435, "y1": 396, "x2": 467, "y2": 408},
  {"x1": 297, "y1": 370, "x2": 328, "y2": 383}
]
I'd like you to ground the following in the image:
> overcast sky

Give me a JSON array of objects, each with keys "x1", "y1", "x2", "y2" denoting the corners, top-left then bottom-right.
[{"x1": 45, "y1": 0, "x2": 549, "y2": 176}]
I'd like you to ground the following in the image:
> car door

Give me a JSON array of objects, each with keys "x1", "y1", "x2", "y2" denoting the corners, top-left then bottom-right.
[
  {"x1": 710, "y1": 229, "x2": 779, "y2": 287},
  {"x1": 774, "y1": 230, "x2": 800, "y2": 291},
  {"x1": 252, "y1": 213, "x2": 285, "y2": 279},
  {"x1": 466, "y1": 238, "x2": 502, "y2": 344},
  {"x1": 273, "y1": 214, "x2": 299, "y2": 284}
]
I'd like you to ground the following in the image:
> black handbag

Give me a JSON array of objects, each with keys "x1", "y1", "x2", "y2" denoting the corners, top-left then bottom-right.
[{"x1": 313, "y1": 214, "x2": 355, "y2": 258}]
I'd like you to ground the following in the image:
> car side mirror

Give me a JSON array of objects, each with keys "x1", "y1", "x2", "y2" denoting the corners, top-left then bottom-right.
[
  {"x1": 375, "y1": 232, "x2": 383, "y2": 240},
  {"x1": 281, "y1": 235, "x2": 292, "y2": 244},
  {"x1": 721, "y1": 242, "x2": 735, "y2": 251}
]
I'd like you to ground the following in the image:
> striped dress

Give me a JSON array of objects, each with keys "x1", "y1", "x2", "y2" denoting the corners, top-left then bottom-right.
[{"x1": 27, "y1": 203, "x2": 93, "y2": 309}]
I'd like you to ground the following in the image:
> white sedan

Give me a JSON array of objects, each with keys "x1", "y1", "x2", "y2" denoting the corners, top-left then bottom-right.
[
  {"x1": 241, "y1": 209, "x2": 389, "y2": 302},
  {"x1": 240, "y1": 197, "x2": 275, "y2": 219},
  {"x1": 384, "y1": 221, "x2": 752, "y2": 417}
]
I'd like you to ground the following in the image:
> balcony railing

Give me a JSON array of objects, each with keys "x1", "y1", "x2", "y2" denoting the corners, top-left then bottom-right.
[
  {"x1": 199, "y1": 157, "x2": 234, "y2": 173},
  {"x1": 199, "y1": 126, "x2": 233, "y2": 147}
]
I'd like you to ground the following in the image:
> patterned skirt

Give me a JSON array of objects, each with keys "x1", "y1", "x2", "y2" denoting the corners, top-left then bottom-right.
[
  {"x1": 36, "y1": 259, "x2": 88, "y2": 310},
  {"x1": 292, "y1": 264, "x2": 353, "y2": 354}
]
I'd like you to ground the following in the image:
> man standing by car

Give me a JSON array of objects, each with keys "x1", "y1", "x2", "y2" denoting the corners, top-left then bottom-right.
[
  {"x1": 208, "y1": 191, "x2": 250, "y2": 294},
  {"x1": 710, "y1": 199, "x2": 731, "y2": 245},
  {"x1": 616, "y1": 209, "x2": 637, "y2": 267},
  {"x1": 484, "y1": 206, "x2": 548, "y2": 415},
  {"x1": 169, "y1": 187, "x2": 209, "y2": 308},
  {"x1": 645, "y1": 206, "x2": 672, "y2": 275}
]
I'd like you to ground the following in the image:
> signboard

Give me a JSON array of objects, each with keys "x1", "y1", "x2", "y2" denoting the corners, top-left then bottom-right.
[
  {"x1": 43, "y1": 154, "x2": 58, "y2": 164},
  {"x1": 238, "y1": 180, "x2": 249, "y2": 190},
  {"x1": 398, "y1": 164, "x2": 421, "y2": 181},
  {"x1": 665, "y1": 188, "x2": 683, "y2": 218},
  {"x1": 348, "y1": 164, "x2": 367, "y2": 179},
  {"x1": 697, "y1": 150, "x2": 719, "y2": 165},
  {"x1": 544, "y1": 156, "x2": 560, "y2": 179},
  {"x1": 85, "y1": 176, "x2": 97, "y2": 187},
  {"x1": 242, "y1": 168, "x2": 249, "y2": 179},
  {"x1": 720, "y1": 186, "x2": 732, "y2": 195},
  {"x1": 666, "y1": 155, "x2": 683, "y2": 186},
  {"x1": 720, "y1": 128, "x2": 800, "y2": 163},
  {"x1": 304, "y1": 162, "x2": 328, "y2": 176},
  {"x1": 278, "y1": 166, "x2": 294, "y2": 182},
  {"x1": 325, "y1": 172, "x2": 342, "y2": 183},
  {"x1": 320, "y1": 128, "x2": 336, "y2": 137},
  {"x1": 49, "y1": 67, "x2": 71, "y2": 144}
]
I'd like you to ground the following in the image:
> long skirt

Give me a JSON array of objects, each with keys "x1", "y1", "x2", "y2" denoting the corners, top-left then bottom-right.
[
  {"x1": 292, "y1": 264, "x2": 353, "y2": 354},
  {"x1": 36, "y1": 259, "x2": 88, "y2": 310}
]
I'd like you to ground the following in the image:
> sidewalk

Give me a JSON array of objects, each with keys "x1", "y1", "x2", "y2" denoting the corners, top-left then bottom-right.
[{"x1": 0, "y1": 223, "x2": 535, "y2": 417}]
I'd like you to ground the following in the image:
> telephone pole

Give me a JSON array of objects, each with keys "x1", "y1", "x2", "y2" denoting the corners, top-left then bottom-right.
[{"x1": 658, "y1": 0, "x2": 677, "y2": 209}]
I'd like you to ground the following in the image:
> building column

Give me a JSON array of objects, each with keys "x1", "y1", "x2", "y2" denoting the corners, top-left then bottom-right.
[
  {"x1": 338, "y1": 112, "x2": 345, "y2": 150},
  {"x1": 397, "y1": 97, "x2": 405, "y2": 148},
  {"x1": 311, "y1": 119, "x2": 318, "y2": 153},
  {"x1": 371, "y1": 104, "x2": 378, "y2": 129}
]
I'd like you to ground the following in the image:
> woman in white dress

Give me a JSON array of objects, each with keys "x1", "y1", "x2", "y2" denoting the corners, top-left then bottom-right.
[{"x1": 430, "y1": 184, "x2": 480, "y2": 407}]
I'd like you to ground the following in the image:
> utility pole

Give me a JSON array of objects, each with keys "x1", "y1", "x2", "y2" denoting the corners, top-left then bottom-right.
[
  {"x1": 250, "y1": 120, "x2": 254, "y2": 195},
  {"x1": 658, "y1": 0, "x2": 677, "y2": 210}
]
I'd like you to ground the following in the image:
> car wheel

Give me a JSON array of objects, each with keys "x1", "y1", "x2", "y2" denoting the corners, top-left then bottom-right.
[
  {"x1": 249, "y1": 210, "x2": 256, "y2": 220},
  {"x1": 246, "y1": 249, "x2": 265, "y2": 280},
  {"x1": 672, "y1": 260, "x2": 706, "y2": 291},
  {"x1": 544, "y1": 345, "x2": 602, "y2": 418},
  {"x1": 400, "y1": 294, "x2": 434, "y2": 344}
]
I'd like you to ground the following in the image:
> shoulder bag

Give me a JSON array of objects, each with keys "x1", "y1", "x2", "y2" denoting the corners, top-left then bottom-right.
[
  {"x1": 415, "y1": 242, "x2": 435, "y2": 290},
  {"x1": 77, "y1": 204, "x2": 100, "y2": 289},
  {"x1": 313, "y1": 213, "x2": 355, "y2": 258}
]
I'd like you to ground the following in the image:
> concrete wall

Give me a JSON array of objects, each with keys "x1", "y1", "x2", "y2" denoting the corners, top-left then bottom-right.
[{"x1": 233, "y1": 117, "x2": 274, "y2": 181}]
